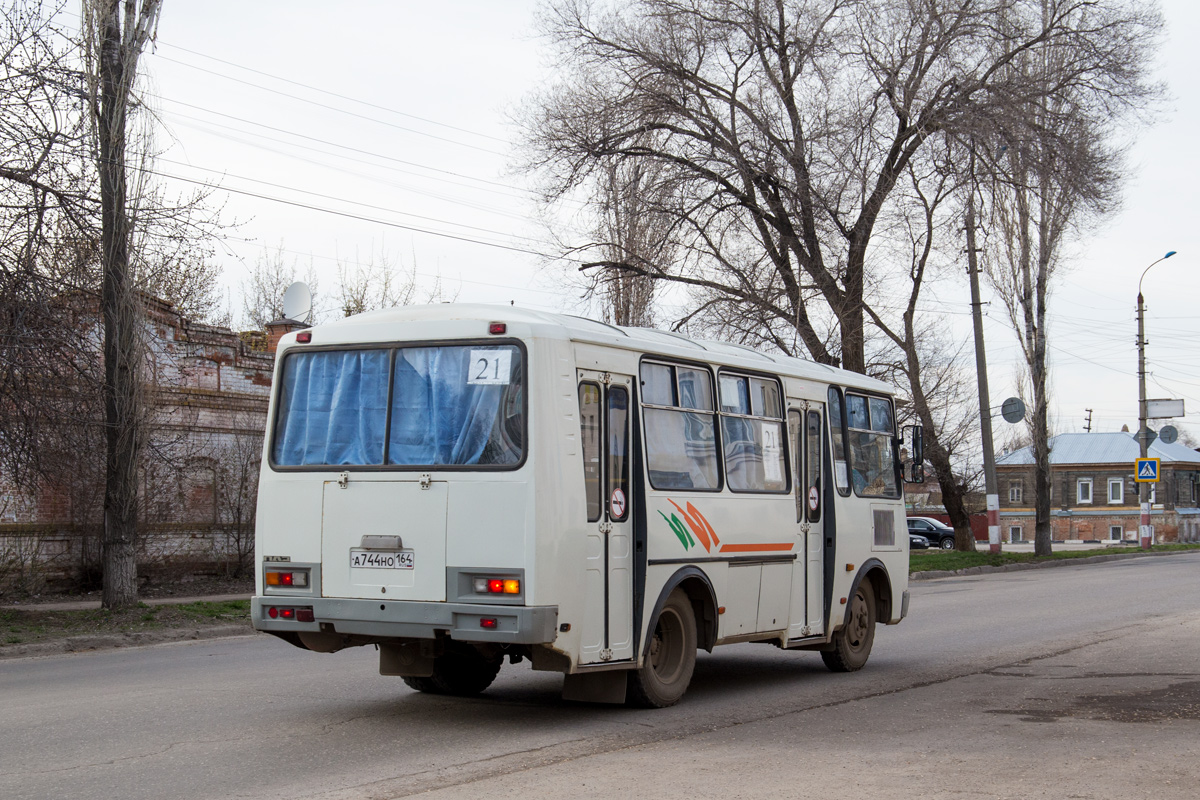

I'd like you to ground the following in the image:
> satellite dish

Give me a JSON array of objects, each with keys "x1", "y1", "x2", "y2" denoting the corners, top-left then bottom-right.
[
  {"x1": 1160, "y1": 425, "x2": 1179, "y2": 445},
  {"x1": 282, "y1": 281, "x2": 312, "y2": 324},
  {"x1": 1001, "y1": 397, "x2": 1026, "y2": 424}
]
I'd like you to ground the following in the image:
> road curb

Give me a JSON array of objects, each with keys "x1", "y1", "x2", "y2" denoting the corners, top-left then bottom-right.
[
  {"x1": 910, "y1": 548, "x2": 1189, "y2": 581},
  {"x1": 0, "y1": 624, "x2": 256, "y2": 661}
]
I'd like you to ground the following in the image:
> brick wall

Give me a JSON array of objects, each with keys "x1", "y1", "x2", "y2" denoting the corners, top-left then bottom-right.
[
  {"x1": 0, "y1": 295, "x2": 275, "y2": 592},
  {"x1": 997, "y1": 459, "x2": 1196, "y2": 544}
]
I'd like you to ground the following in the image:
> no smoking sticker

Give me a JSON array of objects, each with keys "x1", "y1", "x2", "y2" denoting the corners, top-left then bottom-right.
[
  {"x1": 808, "y1": 486, "x2": 820, "y2": 512},
  {"x1": 610, "y1": 488, "x2": 626, "y2": 518}
]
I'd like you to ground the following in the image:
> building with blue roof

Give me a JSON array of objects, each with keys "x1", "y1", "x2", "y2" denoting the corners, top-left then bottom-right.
[{"x1": 995, "y1": 432, "x2": 1200, "y2": 543}]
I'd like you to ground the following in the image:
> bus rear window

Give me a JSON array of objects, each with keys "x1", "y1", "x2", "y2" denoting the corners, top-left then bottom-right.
[{"x1": 272, "y1": 344, "x2": 524, "y2": 468}]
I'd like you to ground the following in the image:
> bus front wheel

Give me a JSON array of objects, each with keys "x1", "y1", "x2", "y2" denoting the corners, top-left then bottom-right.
[
  {"x1": 628, "y1": 588, "x2": 697, "y2": 708},
  {"x1": 821, "y1": 579, "x2": 876, "y2": 672},
  {"x1": 402, "y1": 643, "x2": 502, "y2": 696}
]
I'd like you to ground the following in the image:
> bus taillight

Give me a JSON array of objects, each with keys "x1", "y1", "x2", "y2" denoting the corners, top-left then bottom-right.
[
  {"x1": 472, "y1": 576, "x2": 521, "y2": 595},
  {"x1": 265, "y1": 570, "x2": 308, "y2": 587},
  {"x1": 264, "y1": 606, "x2": 314, "y2": 622}
]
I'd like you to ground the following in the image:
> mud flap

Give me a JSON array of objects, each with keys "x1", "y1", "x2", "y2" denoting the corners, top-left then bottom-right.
[{"x1": 562, "y1": 671, "x2": 628, "y2": 704}]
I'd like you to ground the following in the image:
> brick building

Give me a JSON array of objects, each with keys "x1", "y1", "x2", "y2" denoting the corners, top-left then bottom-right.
[
  {"x1": 995, "y1": 432, "x2": 1200, "y2": 544},
  {"x1": 0, "y1": 296, "x2": 299, "y2": 592}
]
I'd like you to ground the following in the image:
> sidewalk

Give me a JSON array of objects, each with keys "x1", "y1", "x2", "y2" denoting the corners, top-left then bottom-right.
[{"x1": 1, "y1": 593, "x2": 250, "y2": 612}]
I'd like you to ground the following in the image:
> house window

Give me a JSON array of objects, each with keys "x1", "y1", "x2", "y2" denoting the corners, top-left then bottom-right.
[
  {"x1": 1108, "y1": 478, "x2": 1124, "y2": 504},
  {"x1": 1109, "y1": 525, "x2": 1124, "y2": 541},
  {"x1": 1008, "y1": 482, "x2": 1022, "y2": 503},
  {"x1": 1077, "y1": 478, "x2": 1093, "y2": 505},
  {"x1": 1008, "y1": 525, "x2": 1023, "y2": 542}
]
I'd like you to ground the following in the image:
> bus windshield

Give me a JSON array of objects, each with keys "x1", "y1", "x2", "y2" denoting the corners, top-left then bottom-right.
[{"x1": 271, "y1": 344, "x2": 524, "y2": 468}]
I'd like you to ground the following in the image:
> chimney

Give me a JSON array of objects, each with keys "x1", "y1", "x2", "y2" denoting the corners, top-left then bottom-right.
[{"x1": 265, "y1": 318, "x2": 306, "y2": 353}]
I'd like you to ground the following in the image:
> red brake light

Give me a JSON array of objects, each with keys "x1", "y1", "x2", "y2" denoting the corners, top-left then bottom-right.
[
  {"x1": 480, "y1": 618, "x2": 498, "y2": 629},
  {"x1": 296, "y1": 331, "x2": 312, "y2": 343},
  {"x1": 279, "y1": 608, "x2": 295, "y2": 620},
  {"x1": 280, "y1": 573, "x2": 293, "y2": 586},
  {"x1": 488, "y1": 322, "x2": 506, "y2": 335},
  {"x1": 487, "y1": 579, "x2": 504, "y2": 593}
]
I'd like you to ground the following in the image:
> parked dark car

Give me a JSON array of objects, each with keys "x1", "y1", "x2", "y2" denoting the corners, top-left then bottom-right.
[
  {"x1": 907, "y1": 516, "x2": 956, "y2": 549},
  {"x1": 909, "y1": 532, "x2": 931, "y2": 550}
]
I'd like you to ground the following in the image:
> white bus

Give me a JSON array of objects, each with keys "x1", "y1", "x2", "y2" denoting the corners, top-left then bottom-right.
[{"x1": 252, "y1": 304, "x2": 920, "y2": 707}]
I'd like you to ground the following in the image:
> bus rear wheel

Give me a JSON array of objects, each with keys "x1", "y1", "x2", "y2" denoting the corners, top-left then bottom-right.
[
  {"x1": 402, "y1": 643, "x2": 502, "y2": 696},
  {"x1": 628, "y1": 588, "x2": 697, "y2": 708},
  {"x1": 821, "y1": 579, "x2": 876, "y2": 673}
]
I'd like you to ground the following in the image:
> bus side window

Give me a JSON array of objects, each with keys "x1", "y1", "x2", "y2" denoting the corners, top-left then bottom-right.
[
  {"x1": 579, "y1": 383, "x2": 602, "y2": 522},
  {"x1": 806, "y1": 409, "x2": 822, "y2": 522},
  {"x1": 845, "y1": 393, "x2": 899, "y2": 498},
  {"x1": 607, "y1": 387, "x2": 629, "y2": 521},
  {"x1": 827, "y1": 386, "x2": 850, "y2": 496}
]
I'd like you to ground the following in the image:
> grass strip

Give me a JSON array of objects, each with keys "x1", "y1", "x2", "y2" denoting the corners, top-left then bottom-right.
[
  {"x1": 0, "y1": 599, "x2": 251, "y2": 647},
  {"x1": 910, "y1": 543, "x2": 1200, "y2": 575}
]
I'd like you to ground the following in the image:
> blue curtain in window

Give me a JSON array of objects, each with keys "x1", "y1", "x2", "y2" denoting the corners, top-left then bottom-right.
[
  {"x1": 272, "y1": 350, "x2": 390, "y2": 465},
  {"x1": 388, "y1": 347, "x2": 504, "y2": 465}
]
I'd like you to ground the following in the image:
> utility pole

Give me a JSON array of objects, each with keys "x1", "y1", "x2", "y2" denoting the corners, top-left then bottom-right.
[
  {"x1": 1137, "y1": 251, "x2": 1177, "y2": 551},
  {"x1": 965, "y1": 180, "x2": 1000, "y2": 554},
  {"x1": 1084, "y1": 409, "x2": 1093, "y2": 433}
]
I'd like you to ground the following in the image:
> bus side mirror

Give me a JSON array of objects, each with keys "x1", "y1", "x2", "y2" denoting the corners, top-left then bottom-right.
[{"x1": 901, "y1": 425, "x2": 924, "y2": 484}]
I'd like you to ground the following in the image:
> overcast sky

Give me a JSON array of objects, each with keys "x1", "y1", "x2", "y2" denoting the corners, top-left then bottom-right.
[{"x1": 139, "y1": 0, "x2": 1198, "y2": 442}]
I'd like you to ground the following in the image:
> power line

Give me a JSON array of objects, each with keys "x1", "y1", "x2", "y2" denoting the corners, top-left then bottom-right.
[
  {"x1": 150, "y1": 41, "x2": 509, "y2": 144},
  {"x1": 154, "y1": 96, "x2": 532, "y2": 196},
  {"x1": 154, "y1": 155, "x2": 549, "y2": 244},
  {"x1": 136, "y1": 162, "x2": 554, "y2": 258},
  {"x1": 148, "y1": 52, "x2": 506, "y2": 157},
  {"x1": 161, "y1": 110, "x2": 541, "y2": 215}
]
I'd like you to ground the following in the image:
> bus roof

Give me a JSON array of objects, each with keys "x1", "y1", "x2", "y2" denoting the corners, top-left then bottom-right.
[{"x1": 285, "y1": 303, "x2": 894, "y2": 395}]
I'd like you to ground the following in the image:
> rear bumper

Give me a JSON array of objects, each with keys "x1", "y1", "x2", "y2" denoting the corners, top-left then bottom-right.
[{"x1": 252, "y1": 596, "x2": 558, "y2": 645}]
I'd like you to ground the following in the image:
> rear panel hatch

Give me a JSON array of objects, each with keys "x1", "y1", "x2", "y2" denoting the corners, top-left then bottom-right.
[{"x1": 321, "y1": 479, "x2": 447, "y2": 601}]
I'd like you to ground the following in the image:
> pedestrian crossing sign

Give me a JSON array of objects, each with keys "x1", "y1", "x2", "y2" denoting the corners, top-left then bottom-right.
[{"x1": 1135, "y1": 458, "x2": 1160, "y2": 483}]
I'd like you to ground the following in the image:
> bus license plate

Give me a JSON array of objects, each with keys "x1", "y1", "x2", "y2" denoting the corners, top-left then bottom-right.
[{"x1": 349, "y1": 549, "x2": 415, "y2": 570}]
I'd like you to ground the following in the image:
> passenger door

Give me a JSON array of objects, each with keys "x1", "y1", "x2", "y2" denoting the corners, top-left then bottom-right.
[
  {"x1": 577, "y1": 371, "x2": 635, "y2": 664},
  {"x1": 789, "y1": 403, "x2": 826, "y2": 638}
]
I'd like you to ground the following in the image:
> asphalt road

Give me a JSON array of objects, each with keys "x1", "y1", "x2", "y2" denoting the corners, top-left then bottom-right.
[{"x1": 2, "y1": 553, "x2": 1198, "y2": 800}]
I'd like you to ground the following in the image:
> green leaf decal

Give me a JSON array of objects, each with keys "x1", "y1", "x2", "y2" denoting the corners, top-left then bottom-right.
[{"x1": 659, "y1": 511, "x2": 692, "y2": 549}]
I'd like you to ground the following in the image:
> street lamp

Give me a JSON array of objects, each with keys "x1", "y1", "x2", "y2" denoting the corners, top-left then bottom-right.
[{"x1": 1136, "y1": 250, "x2": 1177, "y2": 550}]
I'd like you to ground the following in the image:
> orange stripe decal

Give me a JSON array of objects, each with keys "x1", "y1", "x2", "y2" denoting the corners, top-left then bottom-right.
[
  {"x1": 719, "y1": 543, "x2": 795, "y2": 553},
  {"x1": 688, "y1": 502, "x2": 719, "y2": 546}
]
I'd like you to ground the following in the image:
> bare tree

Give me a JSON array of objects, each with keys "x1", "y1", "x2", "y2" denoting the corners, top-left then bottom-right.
[
  {"x1": 584, "y1": 157, "x2": 672, "y2": 327},
  {"x1": 210, "y1": 417, "x2": 262, "y2": 578},
  {"x1": 865, "y1": 151, "x2": 982, "y2": 549},
  {"x1": 82, "y1": 0, "x2": 163, "y2": 609},
  {"x1": 1, "y1": 2, "x2": 232, "y2": 601},
  {"x1": 978, "y1": 0, "x2": 1160, "y2": 556},
  {"x1": 524, "y1": 0, "x2": 1156, "y2": 374}
]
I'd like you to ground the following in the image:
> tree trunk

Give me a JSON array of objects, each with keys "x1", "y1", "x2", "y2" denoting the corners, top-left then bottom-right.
[
  {"x1": 1031, "y1": 304, "x2": 1053, "y2": 556},
  {"x1": 903, "y1": 328, "x2": 976, "y2": 551},
  {"x1": 94, "y1": 1, "x2": 159, "y2": 610}
]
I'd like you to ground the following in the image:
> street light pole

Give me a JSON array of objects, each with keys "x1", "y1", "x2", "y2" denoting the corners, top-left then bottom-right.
[{"x1": 1136, "y1": 250, "x2": 1176, "y2": 550}]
